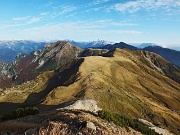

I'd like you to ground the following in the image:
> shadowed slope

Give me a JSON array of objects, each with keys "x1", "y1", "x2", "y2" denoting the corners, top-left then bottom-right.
[
  {"x1": 0, "y1": 41, "x2": 83, "y2": 87},
  {"x1": 143, "y1": 46, "x2": 180, "y2": 66}
]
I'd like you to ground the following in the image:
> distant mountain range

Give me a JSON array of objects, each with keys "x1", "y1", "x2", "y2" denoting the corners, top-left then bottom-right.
[
  {"x1": 97, "y1": 42, "x2": 138, "y2": 51},
  {"x1": 67, "y1": 39, "x2": 114, "y2": 48},
  {"x1": 0, "y1": 40, "x2": 113, "y2": 63},
  {"x1": 131, "y1": 43, "x2": 180, "y2": 51},
  {"x1": 137, "y1": 43, "x2": 159, "y2": 49},
  {"x1": 0, "y1": 40, "x2": 179, "y2": 67},
  {"x1": 0, "y1": 40, "x2": 49, "y2": 63},
  {"x1": 96, "y1": 42, "x2": 180, "y2": 67}
]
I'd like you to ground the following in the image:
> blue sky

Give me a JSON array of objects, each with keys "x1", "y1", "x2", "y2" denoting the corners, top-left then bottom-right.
[{"x1": 0, "y1": 0, "x2": 180, "y2": 47}]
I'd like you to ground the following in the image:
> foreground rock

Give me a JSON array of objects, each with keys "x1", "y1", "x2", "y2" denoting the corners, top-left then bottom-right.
[
  {"x1": 138, "y1": 119, "x2": 174, "y2": 135},
  {"x1": 57, "y1": 99, "x2": 102, "y2": 113},
  {"x1": 0, "y1": 109, "x2": 141, "y2": 135}
]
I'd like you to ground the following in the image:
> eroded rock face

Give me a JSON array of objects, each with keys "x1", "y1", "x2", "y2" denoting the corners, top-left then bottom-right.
[
  {"x1": 143, "y1": 46, "x2": 180, "y2": 67},
  {"x1": 0, "y1": 41, "x2": 83, "y2": 87},
  {"x1": 138, "y1": 119, "x2": 174, "y2": 135},
  {"x1": 141, "y1": 50, "x2": 180, "y2": 83},
  {"x1": 58, "y1": 99, "x2": 102, "y2": 112}
]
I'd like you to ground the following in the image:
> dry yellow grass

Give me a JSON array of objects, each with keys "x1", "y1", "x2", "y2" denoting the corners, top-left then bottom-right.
[
  {"x1": 0, "y1": 109, "x2": 142, "y2": 135},
  {"x1": 0, "y1": 48, "x2": 180, "y2": 134},
  {"x1": 0, "y1": 121, "x2": 41, "y2": 134},
  {"x1": 44, "y1": 49, "x2": 180, "y2": 134}
]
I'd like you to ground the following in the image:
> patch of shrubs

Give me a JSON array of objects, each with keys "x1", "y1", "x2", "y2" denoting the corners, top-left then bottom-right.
[
  {"x1": 98, "y1": 110, "x2": 161, "y2": 135},
  {"x1": 1, "y1": 106, "x2": 39, "y2": 121}
]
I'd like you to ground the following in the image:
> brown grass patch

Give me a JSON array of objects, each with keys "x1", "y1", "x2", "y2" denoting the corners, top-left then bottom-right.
[{"x1": 0, "y1": 121, "x2": 43, "y2": 134}]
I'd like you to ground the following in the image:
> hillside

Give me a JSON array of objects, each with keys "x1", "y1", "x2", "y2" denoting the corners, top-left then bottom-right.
[
  {"x1": 0, "y1": 45, "x2": 180, "y2": 134},
  {"x1": 143, "y1": 46, "x2": 180, "y2": 67},
  {"x1": 96, "y1": 43, "x2": 180, "y2": 67},
  {"x1": 98, "y1": 42, "x2": 138, "y2": 51},
  {"x1": 80, "y1": 48, "x2": 109, "y2": 57},
  {"x1": 0, "y1": 41, "x2": 82, "y2": 87}
]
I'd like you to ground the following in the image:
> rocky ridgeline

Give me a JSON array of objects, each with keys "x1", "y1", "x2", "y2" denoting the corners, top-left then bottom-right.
[
  {"x1": 0, "y1": 41, "x2": 83, "y2": 86},
  {"x1": 0, "y1": 41, "x2": 120, "y2": 87},
  {"x1": 0, "y1": 53, "x2": 27, "y2": 80}
]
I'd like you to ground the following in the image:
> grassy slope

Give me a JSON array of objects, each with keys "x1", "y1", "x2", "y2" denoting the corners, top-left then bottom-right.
[
  {"x1": 44, "y1": 49, "x2": 180, "y2": 134},
  {"x1": 0, "y1": 48, "x2": 180, "y2": 134}
]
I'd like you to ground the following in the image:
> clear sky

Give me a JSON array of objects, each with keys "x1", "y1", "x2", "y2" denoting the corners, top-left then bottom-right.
[{"x1": 0, "y1": 0, "x2": 180, "y2": 47}]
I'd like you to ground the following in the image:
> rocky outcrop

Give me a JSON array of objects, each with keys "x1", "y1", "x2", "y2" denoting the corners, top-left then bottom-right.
[
  {"x1": 143, "y1": 46, "x2": 180, "y2": 66},
  {"x1": 57, "y1": 99, "x2": 102, "y2": 113},
  {"x1": 0, "y1": 109, "x2": 141, "y2": 135},
  {"x1": 0, "y1": 41, "x2": 83, "y2": 87},
  {"x1": 138, "y1": 119, "x2": 174, "y2": 135},
  {"x1": 141, "y1": 50, "x2": 180, "y2": 83}
]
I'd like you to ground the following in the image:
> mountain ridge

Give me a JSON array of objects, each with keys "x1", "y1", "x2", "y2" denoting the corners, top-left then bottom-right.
[
  {"x1": 0, "y1": 40, "x2": 179, "y2": 67},
  {"x1": 0, "y1": 42, "x2": 180, "y2": 134},
  {"x1": 143, "y1": 46, "x2": 180, "y2": 67},
  {"x1": 0, "y1": 41, "x2": 82, "y2": 87}
]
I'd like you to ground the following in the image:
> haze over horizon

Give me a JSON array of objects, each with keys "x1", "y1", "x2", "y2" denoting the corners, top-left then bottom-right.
[{"x1": 0, "y1": 0, "x2": 180, "y2": 48}]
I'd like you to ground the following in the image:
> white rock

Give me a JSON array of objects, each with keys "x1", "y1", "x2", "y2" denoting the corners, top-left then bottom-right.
[
  {"x1": 25, "y1": 128, "x2": 36, "y2": 135},
  {"x1": 86, "y1": 121, "x2": 96, "y2": 130},
  {"x1": 150, "y1": 127, "x2": 174, "y2": 135},
  {"x1": 58, "y1": 99, "x2": 102, "y2": 112}
]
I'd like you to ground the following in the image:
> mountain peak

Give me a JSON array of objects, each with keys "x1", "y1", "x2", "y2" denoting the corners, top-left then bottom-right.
[{"x1": 138, "y1": 43, "x2": 159, "y2": 48}]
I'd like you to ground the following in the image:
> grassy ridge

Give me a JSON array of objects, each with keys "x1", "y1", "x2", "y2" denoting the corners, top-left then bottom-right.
[{"x1": 0, "y1": 48, "x2": 180, "y2": 134}]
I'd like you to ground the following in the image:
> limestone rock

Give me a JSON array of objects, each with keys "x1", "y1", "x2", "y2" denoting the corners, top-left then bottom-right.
[{"x1": 58, "y1": 99, "x2": 102, "y2": 112}]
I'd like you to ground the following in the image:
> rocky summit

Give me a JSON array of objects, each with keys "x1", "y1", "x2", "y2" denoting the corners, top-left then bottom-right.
[{"x1": 0, "y1": 41, "x2": 82, "y2": 87}]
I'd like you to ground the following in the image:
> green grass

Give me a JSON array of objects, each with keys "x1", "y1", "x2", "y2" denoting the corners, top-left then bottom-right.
[
  {"x1": 98, "y1": 110, "x2": 161, "y2": 135},
  {"x1": 1, "y1": 106, "x2": 39, "y2": 121}
]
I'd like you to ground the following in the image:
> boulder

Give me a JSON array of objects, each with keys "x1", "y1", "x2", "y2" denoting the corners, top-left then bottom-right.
[{"x1": 58, "y1": 99, "x2": 102, "y2": 112}]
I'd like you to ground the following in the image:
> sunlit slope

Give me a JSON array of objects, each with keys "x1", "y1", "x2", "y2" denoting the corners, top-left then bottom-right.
[
  {"x1": 0, "y1": 48, "x2": 179, "y2": 134},
  {"x1": 44, "y1": 48, "x2": 180, "y2": 133}
]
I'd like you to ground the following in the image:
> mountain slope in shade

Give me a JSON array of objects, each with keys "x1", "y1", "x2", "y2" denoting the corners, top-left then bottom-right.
[
  {"x1": 98, "y1": 42, "x2": 138, "y2": 51},
  {"x1": 80, "y1": 48, "x2": 109, "y2": 57},
  {"x1": 143, "y1": 46, "x2": 180, "y2": 67},
  {"x1": 139, "y1": 50, "x2": 180, "y2": 83},
  {"x1": 0, "y1": 48, "x2": 179, "y2": 134},
  {"x1": 0, "y1": 41, "x2": 82, "y2": 87},
  {"x1": 97, "y1": 42, "x2": 180, "y2": 67},
  {"x1": 137, "y1": 43, "x2": 158, "y2": 48}
]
